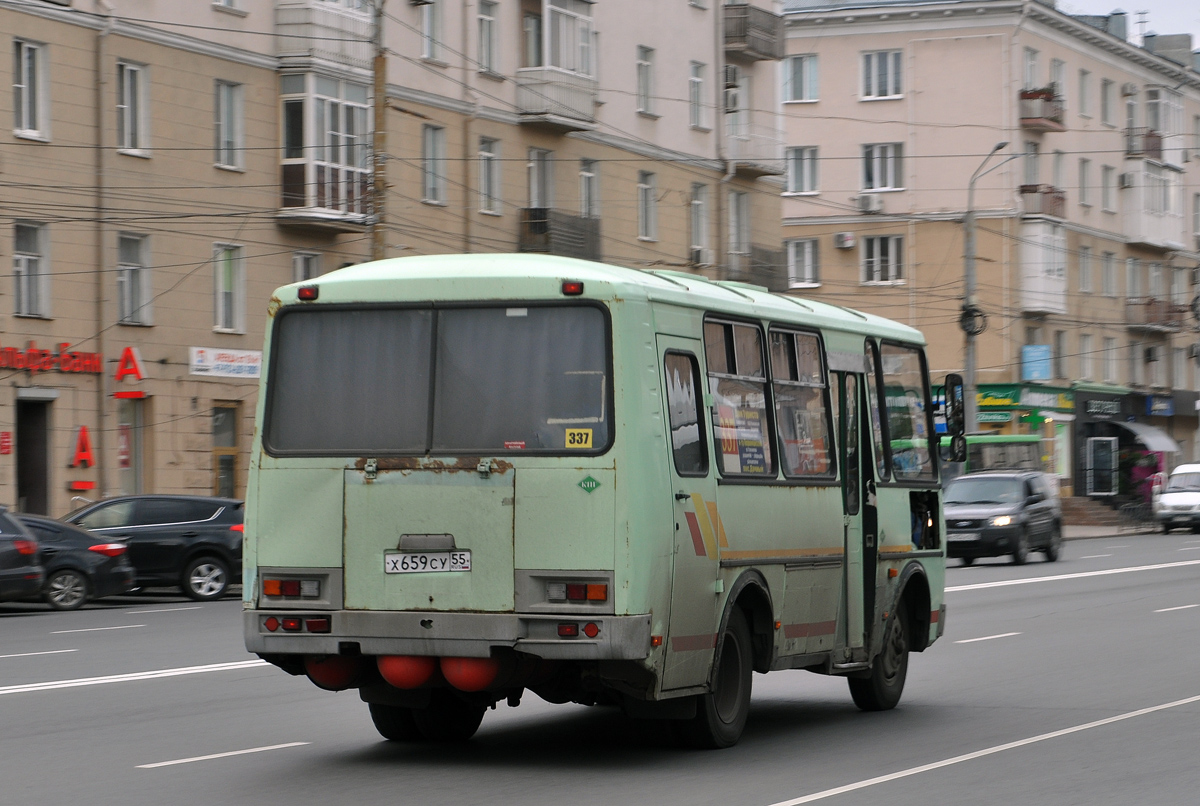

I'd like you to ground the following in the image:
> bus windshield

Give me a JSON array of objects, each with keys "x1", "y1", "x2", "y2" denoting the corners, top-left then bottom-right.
[{"x1": 265, "y1": 304, "x2": 610, "y2": 455}]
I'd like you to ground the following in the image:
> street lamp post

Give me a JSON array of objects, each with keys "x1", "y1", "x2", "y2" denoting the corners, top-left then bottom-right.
[{"x1": 963, "y1": 141, "x2": 1015, "y2": 433}]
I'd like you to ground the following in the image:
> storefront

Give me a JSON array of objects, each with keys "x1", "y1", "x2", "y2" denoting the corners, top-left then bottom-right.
[{"x1": 975, "y1": 384, "x2": 1075, "y2": 490}]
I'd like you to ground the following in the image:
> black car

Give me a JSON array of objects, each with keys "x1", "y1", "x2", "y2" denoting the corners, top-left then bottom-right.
[
  {"x1": 64, "y1": 495, "x2": 244, "y2": 601},
  {"x1": 944, "y1": 471, "x2": 1062, "y2": 565},
  {"x1": 0, "y1": 508, "x2": 43, "y2": 603},
  {"x1": 15, "y1": 515, "x2": 138, "y2": 610}
]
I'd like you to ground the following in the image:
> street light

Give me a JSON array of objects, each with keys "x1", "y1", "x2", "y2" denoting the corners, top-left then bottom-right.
[{"x1": 962, "y1": 141, "x2": 1018, "y2": 433}]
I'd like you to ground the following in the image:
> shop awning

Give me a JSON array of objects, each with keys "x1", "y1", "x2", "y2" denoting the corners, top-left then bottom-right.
[{"x1": 1113, "y1": 420, "x2": 1181, "y2": 453}]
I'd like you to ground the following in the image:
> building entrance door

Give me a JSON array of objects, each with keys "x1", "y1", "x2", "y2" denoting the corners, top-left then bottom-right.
[{"x1": 16, "y1": 400, "x2": 50, "y2": 514}]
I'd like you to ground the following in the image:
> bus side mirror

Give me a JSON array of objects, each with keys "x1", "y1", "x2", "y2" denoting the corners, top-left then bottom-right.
[{"x1": 944, "y1": 373, "x2": 967, "y2": 463}]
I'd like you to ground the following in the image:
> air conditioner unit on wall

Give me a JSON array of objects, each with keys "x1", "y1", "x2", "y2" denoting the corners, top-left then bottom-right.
[
  {"x1": 723, "y1": 65, "x2": 739, "y2": 89},
  {"x1": 834, "y1": 232, "x2": 856, "y2": 249},
  {"x1": 1119, "y1": 172, "x2": 1135, "y2": 189},
  {"x1": 689, "y1": 247, "x2": 712, "y2": 266},
  {"x1": 1188, "y1": 343, "x2": 1200, "y2": 361},
  {"x1": 1121, "y1": 82, "x2": 1139, "y2": 97},
  {"x1": 857, "y1": 194, "x2": 884, "y2": 214}
]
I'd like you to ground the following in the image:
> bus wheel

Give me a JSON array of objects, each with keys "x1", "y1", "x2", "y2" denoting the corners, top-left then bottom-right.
[
  {"x1": 849, "y1": 609, "x2": 908, "y2": 712},
  {"x1": 412, "y1": 690, "x2": 486, "y2": 742},
  {"x1": 368, "y1": 703, "x2": 423, "y2": 742},
  {"x1": 676, "y1": 608, "x2": 753, "y2": 749}
]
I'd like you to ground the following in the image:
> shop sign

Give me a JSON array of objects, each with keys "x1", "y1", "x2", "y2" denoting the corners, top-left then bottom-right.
[
  {"x1": 0, "y1": 341, "x2": 103, "y2": 375},
  {"x1": 1021, "y1": 345, "x2": 1052, "y2": 382},
  {"x1": 1021, "y1": 388, "x2": 1074, "y2": 411},
  {"x1": 0, "y1": 432, "x2": 10, "y2": 455},
  {"x1": 1084, "y1": 398, "x2": 1122, "y2": 419},
  {"x1": 978, "y1": 385, "x2": 1020, "y2": 408},
  {"x1": 114, "y1": 346, "x2": 145, "y2": 382},
  {"x1": 70, "y1": 426, "x2": 95, "y2": 468},
  {"x1": 1146, "y1": 396, "x2": 1175, "y2": 417},
  {"x1": 976, "y1": 411, "x2": 1013, "y2": 423},
  {"x1": 189, "y1": 347, "x2": 262, "y2": 379}
]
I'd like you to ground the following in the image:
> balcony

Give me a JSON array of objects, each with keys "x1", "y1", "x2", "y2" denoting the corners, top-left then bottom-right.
[
  {"x1": 1018, "y1": 90, "x2": 1066, "y2": 132},
  {"x1": 1126, "y1": 298, "x2": 1186, "y2": 332},
  {"x1": 515, "y1": 68, "x2": 597, "y2": 133},
  {"x1": 1020, "y1": 184, "x2": 1066, "y2": 218},
  {"x1": 277, "y1": 162, "x2": 369, "y2": 232},
  {"x1": 1126, "y1": 127, "x2": 1164, "y2": 160},
  {"x1": 724, "y1": 3, "x2": 784, "y2": 61},
  {"x1": 727, "y1": 245, "x2": 786, "y2": 291},
  {"x1": 726, "y1": 118, "x2": 784, "y2": 177},
  {"x1": 518, "y1": 209, "x2": 601, "y2": 262},
  {"x1": 275, "y1": 0, "x2": 372, "y2": 68}
]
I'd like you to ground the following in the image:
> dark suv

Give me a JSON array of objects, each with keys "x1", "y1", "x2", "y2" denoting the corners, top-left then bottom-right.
[
  {"x1": 0, "y1": 507, "x2": 43, "y2": 602},
  {"x1": 944, "y1": 471, "x2": 1062, "y2": 565},
  {"x1": 64, "y1": 495, "x2": 244, "y2": 600}
]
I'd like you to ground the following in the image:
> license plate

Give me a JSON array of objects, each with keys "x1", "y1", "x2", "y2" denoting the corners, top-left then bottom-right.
[
  {"x1": 947, "y1": 532, "x2": 979, "y2": 542},
  {"x1": 384, "y1": 551, "x2": 472, "y2": 574}
]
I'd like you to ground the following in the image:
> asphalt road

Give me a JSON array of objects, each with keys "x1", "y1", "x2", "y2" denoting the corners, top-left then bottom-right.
[{"x1": 3, "y1": 534, "x2": 1200, "y2": 806}]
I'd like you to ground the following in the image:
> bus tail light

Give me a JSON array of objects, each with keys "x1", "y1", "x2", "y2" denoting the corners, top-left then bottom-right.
[
  {"x1": 557, "y1": 623, "x2": 579, "y2": 637},
  {"x1": 565, "y1": 583, "x2": 587, "y2": 601},
  {"x1": 262, "y1": 578, "x2": 321, "y2": 598},
  {"x1": 441, "y1": 656, "x2": 500, "y2": 692},
  {"x1": 561, "y1": 280, "x2": 584, "y2": 296},
  {"x1": 298, "y1": 285, "x2": 319, "y2": 301},
  {"x1": 305, "y1": 618, "x2": 331, "y2": 633},
  {"x1": 586, "y1": 584, "x2": 607, "y2": 601},
  {"x1": 281, "y1": 617, "x2": 302, "y2": 632},
  {"x1": 378, "y1": 655, "x2": 437, "y2": 689},
  {"x1": 582, "y1": 622, "x2": 600, "y2": 638}
]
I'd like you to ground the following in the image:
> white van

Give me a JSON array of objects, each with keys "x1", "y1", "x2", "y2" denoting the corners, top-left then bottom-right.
[{"x1": 1154, "y1": 464, "x2": 1200, "y2": 533}]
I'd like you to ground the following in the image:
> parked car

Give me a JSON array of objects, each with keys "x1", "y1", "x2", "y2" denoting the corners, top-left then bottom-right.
[
  {"x1": 1153, "y1": 464, "x2": 1200, "y2": 533},
  {"x1": 15, "y1": 515, "x2": 138, "y2": 610},
  {"x1": 63, "y1": 495, "x2": 244, "y2": 601},
  {"x1": 0, "y1": 507, "x2": 43, "y2": 604},
  {"x1": 944, "y1": 471, "x2": 1062, "y2": 565}
]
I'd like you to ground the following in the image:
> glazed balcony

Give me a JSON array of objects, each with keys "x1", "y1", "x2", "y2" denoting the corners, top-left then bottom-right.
[
  {"x1": 515, "y1": 68, "x2": 597, "y2": 133},
  {"x1": 1125, "y1": 127, "x2": 1164, "y2": 160},
  {"x1": 1020, "y1": 184, "x2": 1066, "y2": 218},
  {"x1": 724, "y1": 3, "x2": 784, "y2": 61}
]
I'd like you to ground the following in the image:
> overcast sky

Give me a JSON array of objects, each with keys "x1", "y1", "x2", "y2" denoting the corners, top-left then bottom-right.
[{"x1": 1056, "y1": 1, "x2": 1200, "y2": 44}]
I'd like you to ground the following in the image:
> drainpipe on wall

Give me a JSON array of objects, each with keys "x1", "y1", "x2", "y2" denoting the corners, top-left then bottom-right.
[
  {"x1": 461, "y1": 0, "x2": 475, "y2": 253},
  {"x1": 716, "y1": 3, "x2": 732, "y2": 280},
  {"x1": 94, "y1": 0, "x2": 115, "y2": 497}
]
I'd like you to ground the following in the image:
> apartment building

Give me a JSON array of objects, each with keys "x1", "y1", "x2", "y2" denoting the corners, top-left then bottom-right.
[
  {"x1": 780, "y1": 0, "x2": 1200, "y2": 496},
  {"x1": 1, "y1": 0, "x2": 786, "y2": 514}
]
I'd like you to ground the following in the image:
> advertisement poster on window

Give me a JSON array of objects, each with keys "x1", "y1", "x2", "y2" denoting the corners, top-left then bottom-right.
[{"x1": 117, "y1": 425, "x2": 131, "y2": 469}]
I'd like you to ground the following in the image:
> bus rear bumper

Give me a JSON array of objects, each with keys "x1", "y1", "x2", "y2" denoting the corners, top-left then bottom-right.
[{"x1": 244, "y1": 609, "x2": 653, "y2": 661}]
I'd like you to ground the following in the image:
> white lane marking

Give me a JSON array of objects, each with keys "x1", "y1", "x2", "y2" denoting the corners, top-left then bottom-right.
[
  {"x1": 954, "y1": 632, "x2": 1021, "y2": 644},
  {"x1": 1109, "y1": 545, "x2": 1130, "y2": 548},
  {"x1": 0, "y1": 649, "x2": 79, "y2": 660},
  {"x1": 128, "y1": 607, "x2": 203, "y2": 614},
  {"x1": 0, "y1": 660, "x2": 268, "y2": 696},
  {"x1": 1155, "y1": 604, "x2": 1200, "y2": 613},
  {"x1": 1178, "y1": 547, "x2": 1200, "y2": 551},
  {"x1": 946, "y1": 559, "x2": 1200, "y2": 592},
  {"x1": 765, "y1": 693, "x2": 1200, "y2": 805},
  {"x1": 138, "y1": 742, "x2": 310, "y2": 769},
  {"x1": 51, "y1": 624, "x2": 144, "y2": 634},
  {"x1": 1185, "y1": 540, "x2": 1200, "y2": 544},
  {"x1": 1078, "y1": 554, "x2": 1113, "y2": 559}
]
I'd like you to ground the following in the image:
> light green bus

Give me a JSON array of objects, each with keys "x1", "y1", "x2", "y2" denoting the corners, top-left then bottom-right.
[{"x1": 244, "y1": 254, "x2": 957, "y2": 748}]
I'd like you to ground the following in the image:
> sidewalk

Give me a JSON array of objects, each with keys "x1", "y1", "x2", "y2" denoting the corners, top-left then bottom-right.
[{"x1": 1063, "y1": 524, "x2": 1157, "y2": 540}]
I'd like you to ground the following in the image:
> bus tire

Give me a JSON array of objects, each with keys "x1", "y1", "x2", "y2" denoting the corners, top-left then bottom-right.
[
  {"x1": 411, "y1": 690, "x2": 486, "y2": 742},
  {"x1": 368, "y1": 703, "x2": 423, "y2": 742},
  {"x1": 849, "y1": 608, "x2": 909, "y2": 712},
  {"x1": 675, "y1": 608, "x2": 753, "y2": 749}
]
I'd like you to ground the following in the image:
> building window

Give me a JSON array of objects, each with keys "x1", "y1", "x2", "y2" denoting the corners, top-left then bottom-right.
[
  {"x1": 636, "y1": 46, "x2": 654, "y2": 114},
  {"x1": 1103, "y1": 337, "x2": 1116, "y2": 383},
  {"x1": 689, "y1": 62, "x2": 706, "y2": 128},
  {"x1": 728, "y1": 190, "x2": 749, "y2": 257},
  {"x1": 1101, "y1": 165, "x2": 1115, "y2": 211},
  {"x1": 1022, "y1": 48, "x2": 1038, "y2": 90},
  {"x1": 214, "y1": 81, "x2": 242, "y2": 169},
  {"x1": 1174, "y1": 347, "x2": 1187, "y2": 391},
  {"x1": 422, "y1": 0, "x2": 442, "y2": 60},
  {"x1": 117, "y1": 234, "x2": 151, "y2": 325},
  {"x1": 783, "y1": 54, "x2": 818, "y2": 102},
  {"x1": 579, "y1": 158, "x2": 598, "y2": 218},
  {"x1": 637, "y1": 170, "x2": 657, "y2": 240},
  {"x1": 786, "y1": 147, "x2": 817, "y2": 194},
  {"x1": 116, "y1": 398, "x2": 145, "y2": 495},
  {"x1": 212, "y1": 403, "x2": 239, "y2": 498},
  {"x1": 478, "y1": 0, "x2": 497, "y2": 73},
  {"x1": 1078, "y1": 69, "x2": 1091, "y2": 117},
  {"x1": 787, "y1": 239, "x2": 819, "y2": 287},
  {"x1": 422, "y1": 124, "x2": 446, "y2": 204},
  {"x1": 1101, "y1": 251, "x2": 1116, "y2": 296},
  {"x1": 1053, "y1": 330, "x2": 1066, "y2": 378},
  {"x1": 1023, "y1": 141, "x2": 1040, "y2": 186},
  {"x1": 1078, "y1": 334, "x2": 1092, "y2": 380},
  {"x1": 1148, "y1": 262, "x2": 1163, "y2": 299},
  {"x1": 1078, "y1": 245, "x2": 1092, "y2": 292},
  {"x1": 1049, "y1": 58, "x2": 1065, "y2": 99},
  {"x1": 293, "y1": 251, "x2": 319, "y2": 283},
  {"x1": 279, "y1": 74, "x2": 370, "y2": 216},
  {"x1": 1143, "y1": 163, "x2": 1179, "y2": 216},
  {"x1": 1101, "y1": 79, "x2": 1113, "y2": 125},
  {"x1": 13, "y1": 40, "x2": 47, "y2": 138},
  {"x1": 689, "y1": 183, "x2": 708, "y2": 264},
  {"x1": 1051, "y1": 149, "x2": 1063, "y2": 189},
  {"x1": 1078, "y1": 158, "x2": 1091, "y2": 206},
  {"x1": 862, "y1": 50, "x2": 902, "y2": 98},
  {"x1": 479, "y1": 137, "x2": 500, "y2": 213},
  {"x1": 862, "y1": 235, "x2": 903, "y2": 283},
  {"x1": 522, "y1": 13, "x2": 543, "y2": 68},
  {"x1": 1150, "y1": 344, "x2": 1166, "y2": 388},
  {"x1": 13, "y1": 222, "x2": 47, "y2": 318},
  {"x1": 1172, "y1": 267, "x2": 1189, "y2": 305},
  {"x1": 863, "y1": 143, "x2": 902, "y2": 190},
  {"x1": 1194, "y1": 192, "x2": 1200, "y2": 236},
  {"x1": 548, "y1": 0, "x2": 593, "y2": 75},
  {"x1": 213, "y1": 244, "x2": 244, "y2": 332},
  {"x1": 1129, "y1": 341, "x2": 1143, "y2": 386},
  {"x1": 528, "y1": 147, "x2": 552, "y2": 208},
  {"x1": 1127, "y1": 258, "x2": 1141, "y2": 298},
  {"x1": 117, "y1": 62, "x2": 147, "y2": 152}
]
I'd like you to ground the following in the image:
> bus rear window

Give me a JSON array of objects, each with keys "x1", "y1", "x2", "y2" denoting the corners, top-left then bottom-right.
[{"x1": 265, "y1": 305, "x2": 610, "y2": 455}]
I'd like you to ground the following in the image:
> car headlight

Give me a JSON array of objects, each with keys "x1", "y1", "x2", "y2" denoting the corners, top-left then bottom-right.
[{"x1": 990, "y1": 515, "x2": 1013, "y2": 527}]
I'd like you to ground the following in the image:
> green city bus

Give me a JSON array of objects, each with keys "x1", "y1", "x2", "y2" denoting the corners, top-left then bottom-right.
[{"x1": 243, "y1": 255, "x2": 955, "y2": 748}]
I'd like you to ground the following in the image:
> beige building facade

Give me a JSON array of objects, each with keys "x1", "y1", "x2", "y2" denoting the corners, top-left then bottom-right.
[
  {"x1": 780, "y1": 0, "x2": 1200, "y2": 496},
  {"x1": 1, "y1": 0, "x2": 786, "y2": 514}
]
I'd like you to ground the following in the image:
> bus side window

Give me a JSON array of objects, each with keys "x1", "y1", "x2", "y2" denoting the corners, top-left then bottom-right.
[
  {"x1": 769, "y1": 330, "x2": 834, "y2": 478},
  {"x1": 664, "y1": 353, "x2": 708, "y2": 476},
  {"x1": 704, "y1": 320, "x2": 774, "y2": 477},
  {"x1": 863, "y1": 340, "x2": 890, "y2": 481}
]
